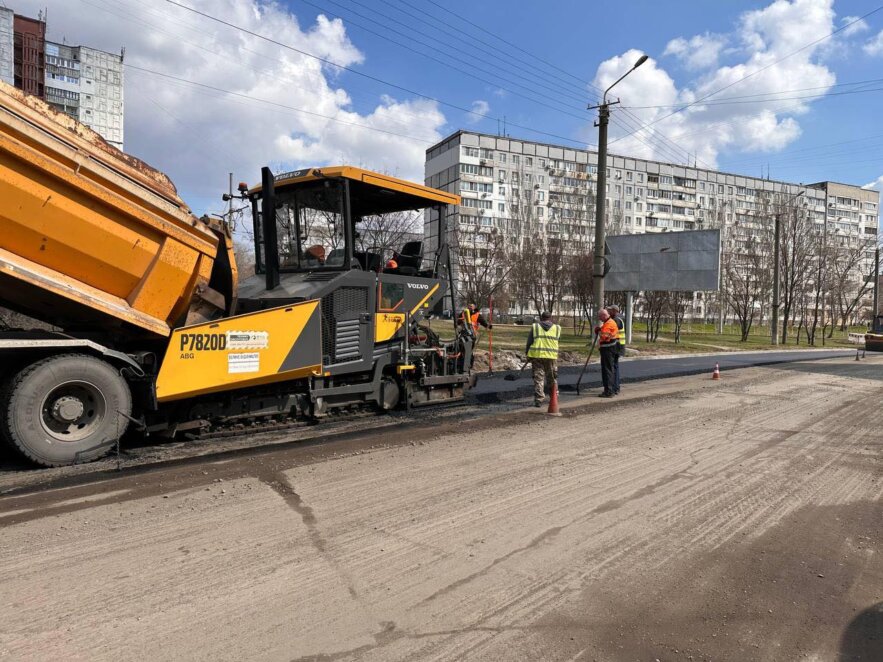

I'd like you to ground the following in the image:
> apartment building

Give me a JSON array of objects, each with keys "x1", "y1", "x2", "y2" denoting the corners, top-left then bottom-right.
[
  {"x1": 45, "y1": 42, "x2": 125, "y2": 149},
  {"x1": 425, "y1": 129, "x2": 880, "y2": 318},
  {"x1": 0, "y1": 9, "x2": 124, "y2": 149},
  {"x1": 0, "y1": 9, "x2": 13, "y2": 86}
]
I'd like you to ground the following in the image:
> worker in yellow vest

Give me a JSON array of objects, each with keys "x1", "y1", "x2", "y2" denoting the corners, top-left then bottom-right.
[{"x1": 525, "y1": 311, "x2": 561, "y2": 407}]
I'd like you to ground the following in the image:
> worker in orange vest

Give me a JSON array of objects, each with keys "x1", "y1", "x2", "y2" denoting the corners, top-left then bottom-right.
[
  {"x1": 459, "y1": 303, "x2": 492, "y2": 336},
  {"x1": 595, "y1": 308, "x2": 620, "y2": 398}
]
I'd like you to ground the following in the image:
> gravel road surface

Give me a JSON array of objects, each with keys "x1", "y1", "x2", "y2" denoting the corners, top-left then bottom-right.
[{"x1": 0, "y1": 355, "x2": 880, "y2": 661}]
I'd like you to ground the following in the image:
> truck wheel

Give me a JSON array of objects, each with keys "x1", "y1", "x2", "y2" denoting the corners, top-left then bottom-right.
[{"x1": 0, "y1": 354, "x2": 132, "y2": 467}]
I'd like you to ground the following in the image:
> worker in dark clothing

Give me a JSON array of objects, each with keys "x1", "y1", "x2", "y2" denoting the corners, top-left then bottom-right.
[
  {"x1": 526, "y1": 311, "x2": 561, "y2": 407},
  {"x1": 596, "y1": 308, "x2": 619, "y2": 398},
  {"x1": 607, "y1": 305, "x2": 625, "y2": 395}
]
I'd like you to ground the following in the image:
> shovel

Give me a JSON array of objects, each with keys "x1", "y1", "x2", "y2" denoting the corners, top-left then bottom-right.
[
  {"x1": 503, "y1": 359, "x2": 530, "y2": 381},
  {"x1": 575, "y1": 334, "x2": 599, "y2": 395}
]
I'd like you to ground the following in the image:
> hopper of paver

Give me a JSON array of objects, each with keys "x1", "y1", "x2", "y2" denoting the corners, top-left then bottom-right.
[{"x1": 0, "y1": 81, "x2": 232, "y2": 339}]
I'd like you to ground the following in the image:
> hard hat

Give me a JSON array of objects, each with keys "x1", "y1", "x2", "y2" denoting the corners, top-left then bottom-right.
[{"x1": 385, "y1": 259, "x2": 398, "y2": 269}]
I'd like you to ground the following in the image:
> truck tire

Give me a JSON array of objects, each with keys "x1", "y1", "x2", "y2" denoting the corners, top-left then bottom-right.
[{"x1": 0, "y1": 354, "x2": 132, "y2": 467}]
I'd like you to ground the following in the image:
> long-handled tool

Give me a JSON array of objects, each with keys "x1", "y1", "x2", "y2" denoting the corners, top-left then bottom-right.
[
  {"x1": 504, "y1": 359, "x2": 530, "y2": 381},
  {"x1": 575, "y1": 334, "x2": 599, "y2": 395}
]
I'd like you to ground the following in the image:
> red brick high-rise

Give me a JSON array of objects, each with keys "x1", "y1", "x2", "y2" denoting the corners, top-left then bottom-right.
[{"x1": 12, "y1": 13, "x2": 44, "y2": 97}]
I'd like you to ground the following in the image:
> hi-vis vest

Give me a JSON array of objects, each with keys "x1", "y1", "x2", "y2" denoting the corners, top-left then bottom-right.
[
  {"x1": 615, "y1": 316, "x2": 626, "y2": 347},
  {"x1": 460, "y1": 308, "x2": 479, "y2": 332},
  {"x1": 528, "y1": 323, "x2": 561, "y2": 359}
]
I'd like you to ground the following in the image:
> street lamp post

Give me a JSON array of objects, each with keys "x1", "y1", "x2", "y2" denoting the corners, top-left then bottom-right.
[
  {"x1": 588, "y1": 54, "x2": 648, "y2": 313},
  {"x1": 771, "y1": 189, "x2": 805, "y2": 345}
]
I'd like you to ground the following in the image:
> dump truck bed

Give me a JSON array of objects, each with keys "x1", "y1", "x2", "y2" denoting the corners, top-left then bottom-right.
[{"x1": 0, "y1": 81, "x2": 219, "y2": 338}]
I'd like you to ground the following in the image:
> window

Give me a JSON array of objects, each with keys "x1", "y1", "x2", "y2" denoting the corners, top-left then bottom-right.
[
  {"x1": 626, "y1": 186, "x2": 632, "y2": 195},
  {"x1": 525, "y1": 157, "x2": 533, "y2": 166},
  {"x1": 498, "y1": 185, "x2": 506, "y2": 196},
  {"x1": 625, "y1": 201, "x2": 632, "y2": 210},
  {"x1": 539, "y1": 158, "x2": 546, "y2": 168},
  {"x1": 728, "y1": 187, "x2": 733, "y2": 195},
  {"x1": 462, "y1": 198, "x2": 492, "y2": 209},
  {"x1": 537, "y1": 191, "x2": 545, "y2": 201},
  {"x1": 615, "y1": 185, "x2": 622, "y2": 195},
  {"x1": 626, "y1": 171, "x2": 633, "y2": 181},
  {"x1": 513, "y1": 155, "x2": 520, "y2": 165},
  {"x1": 499, "y1": 153, "x2": 507, "y2": 163},
  {"x1": 637, "y1": 173, "x2": 644, "y2": 183},
  {"x1": 537, "y1": 174, "x2": 545, "y2": 184},
  {"x1": 498, "y1": 203, "x2": 505, "y2": 212},
  {"x1": 378, "y1": 281, "x2": 404, "y2": 311},
  {"x1": 461, "y1": 164, "x2": 492, "y2": 176},
  {"x1": 635, "y1": 217, "x2": 643, "y2": 226},
  {"x1": 462, "y1": 146, "x2": 479, "y2": 158},
  {"x1": 636, "y1": 202, "x2": 643, "y2": 211},
  {"x1": 480, "y1": 148, "x2": 494, "y2": 159},
  {"x1": 718, "y1": 185, "x2": 724, "y2": 194},
  {"x1": 699, "y1": 182, "x2": 705, "y2": 191},
  {"x1": 538, "y1": 207, "x2": 544, "y2": 218},
  {"x1": 637, "y1": 188, "x2": 643, "y2": 197},
  {"x1": 498, "y1": 170, "x2": 506, "y2": 181}
]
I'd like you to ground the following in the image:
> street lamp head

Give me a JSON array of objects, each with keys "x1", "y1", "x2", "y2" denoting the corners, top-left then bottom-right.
[{"x1": 633, "y1": 54, "x2": 649, "y2": 69}]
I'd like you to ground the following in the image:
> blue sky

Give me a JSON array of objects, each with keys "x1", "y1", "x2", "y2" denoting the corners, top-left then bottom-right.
[
  {"x1": 17, "y1": 0, "x2": 883, "y2": 213},
  {"x1": 300, "y1": 0, "x2": 883, "y2": 186}
]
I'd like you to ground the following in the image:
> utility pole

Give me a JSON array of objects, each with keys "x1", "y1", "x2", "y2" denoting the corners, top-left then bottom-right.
[
  {"x1": 771, "y1": 189, "x2": 804, "y2": 345},
  {"x1": 588, "y1": 54, "x2": 647, "y2": 314},
  {"x1": 874, "y1": 245, "x2": 880, "y2": 317}
]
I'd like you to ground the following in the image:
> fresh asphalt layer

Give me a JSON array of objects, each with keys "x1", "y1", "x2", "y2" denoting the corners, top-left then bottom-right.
[{"x1": 471, "y1": 349, "x2": 856, "y2": 400}]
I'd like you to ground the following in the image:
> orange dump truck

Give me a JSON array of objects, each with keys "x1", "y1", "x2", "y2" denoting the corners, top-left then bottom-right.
[{"x1": 0, "y1": 82, "x2": 472, "y2": 467}]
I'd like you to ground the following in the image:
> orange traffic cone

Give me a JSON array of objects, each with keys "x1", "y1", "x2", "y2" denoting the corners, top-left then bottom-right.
[
  {"x1": 547, "y1": 380, "x2": 562, "y2": 416},
  {"x1": 712, "y1": 363, "x2": 720, "y2": 380}
]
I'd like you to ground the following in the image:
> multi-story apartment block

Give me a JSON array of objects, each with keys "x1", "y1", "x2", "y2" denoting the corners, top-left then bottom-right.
[
  {"x1": 45, "y1": 42, "x2": 124, "y2": 149},
  {"x1": 425, "y1": 130, "x2": 880, "y2": 319},
  {"x1": 0, "y1": 9, "x2": 124, "y2": 150},
  {"x1": 0, "y1": 9, "x2": 14, "y2": 86}
]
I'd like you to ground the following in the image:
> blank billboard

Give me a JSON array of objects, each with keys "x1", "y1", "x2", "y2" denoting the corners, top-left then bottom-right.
[{"x1": 605, "y1": 229, "x2": 721, "y2": 292}]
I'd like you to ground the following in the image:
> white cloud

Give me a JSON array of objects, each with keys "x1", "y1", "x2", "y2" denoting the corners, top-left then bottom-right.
[
  {"x1": 864, "y1": 29, "x2": 883, "y2": 56},
  {"x1": 840, "y1": 15, "x2": 870, "y2": 37},
  {"x1": 467, "y1": 99, "x2": 490, "y2": 124},
  {"x1": 663, "y1": 33, "x2": 727, "y2": 71},
  {"x1": 864, "y1": 175, "x2": 883, "y2": 191},
  {"x1": 594, "y1": 0, "x2": 838, "y2": 169},
  {"x1": 11, "y1": 0, "x2": 447, "y2": 213}
]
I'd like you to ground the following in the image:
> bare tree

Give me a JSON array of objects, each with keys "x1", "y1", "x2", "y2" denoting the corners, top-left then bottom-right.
[
  {"x1": 451, "y1": 223, "x2": 508, "y2": 309},
  {"x1": 669, "y1": 292, "x2": 691, "y2": 343},
  {"x1": 774, "y1": 196, "x2": 816, "y2": 344},
  {"x1": 725, "y1": 231, "x2": 773, "y2": 342},
  {"x1": 640, "y1": 291, "x2": 668, "y2": 342},
  {"x1": 828, "y1": 234, "x2": 875, "y2": 331},
  {"x1": 356, "y1": 210, "x2": 421, "y2": 260},
  {"x1": 568, "y1": 245, "x2": 594, "y2": 333}
]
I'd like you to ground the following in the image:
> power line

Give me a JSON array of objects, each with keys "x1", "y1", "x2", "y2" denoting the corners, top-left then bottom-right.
[
  {"x1": 127, "y1": 64, "x2": 443, "y2": 143},
  {"x1": 411, "y1": 0, "x2": 700, "y2": 164},
  {"x1": 293, "y1": 0, "x2": 597, "y2": 124},
  {"x1": 162, "y1": 0, "x2": 591, "y2": 148},
  {"x1": 609, "y1": 7, "x2": 883, "y2": 145},
  {"x1": 81, "y1": 0, "x2": 456, "y2": 139},
  {"x1": 622, "y1": 77, "x2": 883, "y2": 108},
  {"x1": 622, "y1": 84, "x2": 883, "y2": 109}
]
